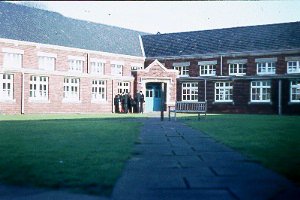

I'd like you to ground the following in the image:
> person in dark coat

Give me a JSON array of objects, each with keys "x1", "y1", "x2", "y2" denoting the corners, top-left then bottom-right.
[
  {"x1": 123, "y1": 92, "x2": 129, "y2": 113},
  {"x1": 136, "y1": 91, "x2": 145, "y2": 113},
  {"x1": 130, "y1": 95, "x2": 136, "y2": 113},
  {"x1": 114, "y1": 94, "x2": 120, "y2": 113}
]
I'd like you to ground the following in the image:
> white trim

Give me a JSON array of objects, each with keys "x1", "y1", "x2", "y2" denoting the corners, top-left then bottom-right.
[
  {"x1": 255, "y1": 57, "x2": 277, "y2": 63},
  {"x1": 198, "y1": 60, "x2": 217, "y2": 65},
  {"x1": 2, "y1": 48, "x2": 24, "y2": 54},
  {"x1": 144, "y1": 59, "x2": 179, "y2": 74},
  {"x1": 227, "y1": 59, "x2": 247, "y2": 64},
  {"x1": 139, "y1": 35, "x2": 146, "y2": 58},
  {"x1": 0, "y1": 38, "x2": 145, "y2": 61},
  {"x1": 285, "y1": 56, "x2": 300, "y2": 61},
  {"x1": 131, "y1": 63, "x2": 144, "y2": 68},
  {"x1": 173, "y1": 62, "x2": 190, "y2": 67},
  {"x1": 111, "y1": 61, "x2": 124, "y2": 65},
  {"x1": 68, "y1": 55, "x2": 85, "y2": 61},
  {"x1": 90, "y1": 58, "x2": 106, "y2": 63},
  {"x1": 37, "y1": 52, "x2": 57, "y2": 58}
]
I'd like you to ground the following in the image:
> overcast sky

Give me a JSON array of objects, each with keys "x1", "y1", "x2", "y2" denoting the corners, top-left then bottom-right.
[{"x1": 10, "y1": 1, "x2": 300, "y2": 34}]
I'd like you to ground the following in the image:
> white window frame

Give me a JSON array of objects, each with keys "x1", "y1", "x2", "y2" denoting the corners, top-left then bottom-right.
[
  {"x1": 251, "y1": 81, "x2": 271, "y2": 102},
  {"x1": 118, "y1": 82, "x2": 130, "y2": 94},
  {"x1": 111, "y1": 64, "x2": 123, "y2": 76},
  {"x1": 90, "y1": 59, "x2": 105, "y2": 75},
  {"x1": 256, "y1": 62, "x2": 276, "y2": 75},
  {"x1": 68, "y1": 59, "x2": 83, "y2": 73},
  {"x1": 38, "y1": 56, "x2": 55, "y2": 71},
  {"x1": 182, "y1": 82, "x2": 198, "y2": 101},
  {"x1": 215, "y1": 82, "x2": 233, "y2": 102},
  {"x1": 29, "y1": 76, "x2": 49, "y2": 101},
  {"x1": 3, "y1": 53, "x2": 22, "y2": 69},
  {"x1": 92, "y1": 80, "x2": 106, "y2": 101},
  {"x1": 229, "y1": 63, "x2": 246, "y2": 76},
  {"x1": 290, "y1": 80, "x2": 300, "y2": 103},
  {"x1": 63, "y1": 77, "x2": 80, "y2": 102},
  {"x1": 200, "y1": 64, "x2": 216, "y2": 76},
  {"x1": 287, "y1": 61, "x2": 300, "y2": 74},
  {"x1": 173, "y1": 62, "x2": 190, "y2": 77},
  {"x1": 0, "y1": 74, "x2": 14, "y2": 101}
]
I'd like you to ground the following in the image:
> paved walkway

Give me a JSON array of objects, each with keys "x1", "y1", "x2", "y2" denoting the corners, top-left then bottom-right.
[
  {"x1": 1, "y1": 115, "x2": 300, "y2": 199},
  {"x1": 111, "y1": 116, "x2": 300, "y2": 200}
]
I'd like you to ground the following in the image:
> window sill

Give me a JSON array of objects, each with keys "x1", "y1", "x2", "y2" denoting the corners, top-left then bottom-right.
[
  {"x1": 62, "y1": 99, "x2": 81, "y2": 104},
  {"x1": 91, "y1": 100, "x2": 108, "y2": 104},
  {"x1": 29, "y1": 99, "x2": 50, "y2": 103},
  {"x1": 213, "y1": 101, "x2": 234, "y2": 105},
  {"x1": 288, "y1": 101, "x2": 300, "y2": 105},
  {"x1": 248, "y1": 101, "x2": 273, "y2": 105},
  {"x1": 0, "y1": 98, "x2": 16, "y2": 103}
]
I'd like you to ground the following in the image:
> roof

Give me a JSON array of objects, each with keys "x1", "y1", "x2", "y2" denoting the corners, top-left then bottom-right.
[
  {"x1": 141, "y1": 22, "x2": 300, "y2": 58},
  {"x1": 0, "y1": 2, "x2": 148, "y2": 57}
]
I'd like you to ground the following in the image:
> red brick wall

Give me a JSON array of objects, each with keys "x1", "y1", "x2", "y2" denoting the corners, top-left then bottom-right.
[{"x1": 0, "y1": 40, "x2": 142, "y2": 114}]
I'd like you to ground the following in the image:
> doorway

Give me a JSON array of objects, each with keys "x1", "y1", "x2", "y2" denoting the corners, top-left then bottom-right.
[{"x1": 145, "y1": 83, "x2": 161, "y2": 112}]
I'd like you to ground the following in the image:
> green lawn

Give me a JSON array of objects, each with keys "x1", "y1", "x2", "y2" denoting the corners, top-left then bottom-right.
[
  {"x1": 0, "y1": 114, "x2": 142, "y2": 196},
  {"x1": 183, "y1": 114, "x2": 300, "y2": 186}
]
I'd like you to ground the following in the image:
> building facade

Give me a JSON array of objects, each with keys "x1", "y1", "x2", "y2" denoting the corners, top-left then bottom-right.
[{"x1": 0, "y1": 2, "x2": 300, "y2": 115}]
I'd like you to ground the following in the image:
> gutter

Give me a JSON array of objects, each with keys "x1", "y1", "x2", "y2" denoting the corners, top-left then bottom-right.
[{"x1": 145, "y1": 48, "x2": 300, "y2": 61}]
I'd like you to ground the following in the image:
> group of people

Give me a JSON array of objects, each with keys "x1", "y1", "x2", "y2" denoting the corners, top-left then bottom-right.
[{"x1": 114, "y1": 91, "x2": 145, "y2": 114}]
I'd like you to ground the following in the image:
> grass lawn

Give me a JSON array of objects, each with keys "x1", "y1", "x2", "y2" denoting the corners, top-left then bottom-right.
[
  {"x1": 183, "y1": 114, "x2": 300, "y2": 186},
  {"x1": 0, "y1": 114, "x2": 142, "y2": 196}
]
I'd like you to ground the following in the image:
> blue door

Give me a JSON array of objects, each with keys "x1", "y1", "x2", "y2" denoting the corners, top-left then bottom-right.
[{"x1": 145, "y1": 83, "x2": 161, "y2": 112}]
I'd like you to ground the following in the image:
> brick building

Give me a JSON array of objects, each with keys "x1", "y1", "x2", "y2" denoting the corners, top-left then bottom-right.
[{"x1": 0, "y1": 2, "x2": 300, "y2": 114}]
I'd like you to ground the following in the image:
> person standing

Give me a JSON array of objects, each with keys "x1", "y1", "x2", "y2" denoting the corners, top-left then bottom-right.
[
  {"x1": 138, "y1": 90, "x2": 145, "y2": 113},
  {"x1": 123, "y1": 92, "x2": 129, "y2": 113},
  {"x1": 114, "y1": 94, "x2": 120, "y2": 113}
]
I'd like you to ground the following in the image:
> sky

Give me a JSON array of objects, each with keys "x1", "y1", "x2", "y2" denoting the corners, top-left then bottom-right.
[{"x1": 9, "y1": 1, "x2": 300, "y2": 34}]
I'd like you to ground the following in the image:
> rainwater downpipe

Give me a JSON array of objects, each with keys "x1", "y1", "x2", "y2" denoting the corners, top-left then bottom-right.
[
  {"x1": 220, "y1": 55, "x2": 223, "y2": 76},
  {"x1": 21, "y1": 72, "x2": 25, "y2": 114}
]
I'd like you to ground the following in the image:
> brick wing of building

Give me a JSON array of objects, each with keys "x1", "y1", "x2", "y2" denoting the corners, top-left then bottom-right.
[{"x1": 0, "y1": 2, "x2": 300, "y2": 115}]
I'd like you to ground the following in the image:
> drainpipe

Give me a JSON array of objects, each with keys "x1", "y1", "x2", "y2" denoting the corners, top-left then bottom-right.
[
  {"x1": 278, "y1": 79, "x2": 282, "y2": 115},
  {"x1": 21, "y1": 72, "x2": 25, "y2": 114},
  {"x1": 220, "y1": 55, "x2": 223, "y2": 76},
  {"x1": 86, "y1": 53, "x2": 89, "y2": 74},
  {"x1": 204, "y1": 79, "x2": 207, "y2": 102}
]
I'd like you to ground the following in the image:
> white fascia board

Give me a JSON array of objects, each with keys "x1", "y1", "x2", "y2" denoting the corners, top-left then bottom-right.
[
  {"x1": 198, "y1": 60, "x2": 217, "y2": 65},
  {"x1": 37, "y1": 52, "x2": 57, "y2": 58},
  {"x1": 173, "y1": 62, "x2": 190, "y2": 67},
  {"x1": 255, "y1": 57, "x2": 278, "y2": 63},
  {"x1": 227, "y1": 59, "x2": 247, "y2": 64},
  {"x1": 2, "y1": 47, "x2": 24, "y2": 54},
  {"x1": 68, "y1": 55, "x2": 86, "y2": 61},
  {"x1": 131, "y1": 62, "x2": 144, "y2": 67}
]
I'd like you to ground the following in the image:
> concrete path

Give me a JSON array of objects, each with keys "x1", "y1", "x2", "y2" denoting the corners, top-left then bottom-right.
[
  {"x1": 1, "y1": 115, "x2": 300, "y2": 199},
  {"x1": 111, "y1": 117, "x2": 300, "y2": 200}
]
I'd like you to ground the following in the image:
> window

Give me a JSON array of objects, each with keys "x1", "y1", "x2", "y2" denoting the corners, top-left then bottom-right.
[
  {"x1": 111, "y1": 64, "x2": 123, "y2": 76},
  {"x1": 229, "y1": 63, "x2": 246, "y2": 75},
  {"x1": 287, "y1": 61, "x2": 300, "y2": 74},
  {"x1": 68, "y1": 59, "x2": 83, "y2": 72},
  {"x1": 63, "y1": 78, "x2": 80, "y2": 101},
  {"x1": 92, "y1": 80, "x2": 106, "y2": 101},
  {"x1": 39, "y1": 56, "x2": 55, "y2": 71},
  {"x1": 118, "y1": 82, "x2": 129, "y2": 94},
  {"x1": 251, "y1": 81, "x2": 271, "y2": 102},
  {"x1": 29, "y1": 76, "x2": 49, "y2": 101},
  {"x1": 3, "y1": 53, "x2": 22, "y2": 68},
  {"x1": 200, "y1": 64, "x2": 216, "y2": 76},
  {"x1": 182, "y1": 82, "x2": 198, "y2": 101},
  {"x1": 215, "y1": 82, "x2": 233, "y2": 102},
  {"x1": 290, "y1": 81, "x2": 300, "y2": 102},
  {"x1": 173, "y1": 62, "x2": 189, "y2": 77},
  {"x1": 257, "y1": 62, "x2": 276, "y2": 75},
  {"x1": 0, "y1": 74, "x2": 13, "y2": 100},
  {"x1": 90, "y1": 61, "x2": 105, "y2": 75}
]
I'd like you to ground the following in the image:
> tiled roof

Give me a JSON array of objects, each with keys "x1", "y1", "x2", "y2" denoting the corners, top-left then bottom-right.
[
  {"x1": 141, "y1": 21, "x2": 300, "y2": 58},
  {"x1": 0, "y1": 2, "x2": 148, "y2": 57}
]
